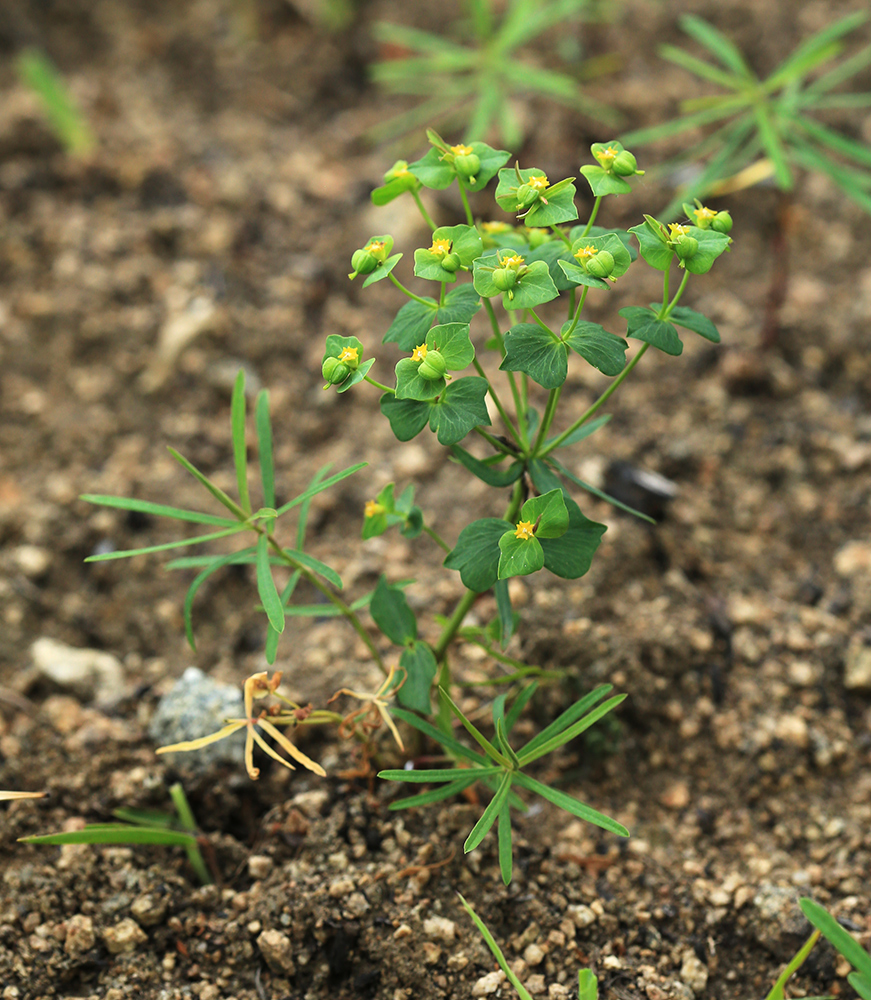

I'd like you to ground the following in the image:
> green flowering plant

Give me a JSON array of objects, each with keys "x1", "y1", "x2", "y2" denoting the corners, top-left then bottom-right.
[{"x1": 66, "y1": 126, "x2": 731, "y2": 885}]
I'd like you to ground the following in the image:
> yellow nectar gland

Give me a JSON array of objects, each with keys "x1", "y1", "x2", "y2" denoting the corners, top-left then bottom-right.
[
  {"x1": 430, "y1": 237, "x2": 452, "y2": 256},
  {"x1": 693, "y1": 206, "x2": 716, "y2": 225},
  {"x1": 501, "y1": 253, "x2": 525, "y2": 269},
  {"x1": 411, "y1": 343, "x2": 428, "y2": 362},
  {"x1": 364, "y1": 500, "x2": 385, "y2": 519},
  {"x1": 338, "y1": 346, "x2": 359, "y2": 364},
  {"x1": 481, "y1": 221, "x2": 511, "y2": 233},
  {"x1": 365, "y1": 240, "x2": 385, "y2": 253},
  {"x1": 528, "y1": 174, "x2": 549, "y2": 191},
  {"x1": 597, "y1": 146, "x2": 619, "y2": 166},
  {"x1": 574, "y1": 245, "x2": 598, "y2": 262},
  {"x1": 450, "y1": 144, "x2": 474, "y2": 156},
  {"x1": 668, "y1": 224, "x2": 690, "y2": 238},
  {"x1": 514, "y1": 520, "x2": 536, "y2": 540}
]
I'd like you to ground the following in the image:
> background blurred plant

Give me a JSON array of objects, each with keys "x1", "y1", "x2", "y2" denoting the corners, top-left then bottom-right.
[
  {"x1": 370, "y1": 0, "x2": 620, "y2": 146},
  {"x1": 16, "y1": 47, "x2": 95, "y2": 157},
  {"x1": 621, "y1": 12, "x2": 871, "y2": 219}
]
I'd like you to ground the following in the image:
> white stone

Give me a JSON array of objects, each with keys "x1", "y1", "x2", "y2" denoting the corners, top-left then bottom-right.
[
  {"x1": 423, "y1": 915, "x2": 456, "y2": 943},
  {"x1": 31, "y1": 638, "x2": 125, "y2": 704},
  {"x1": 471, "y1": 970, "x2": 505, "y2": 996}
]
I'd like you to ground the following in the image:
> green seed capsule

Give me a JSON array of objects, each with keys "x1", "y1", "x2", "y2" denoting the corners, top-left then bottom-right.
[
  {"x1": 441, "y1": 252, "x2": 462, "y2": 272},
  {"x1": 584, "y1": 250, "x2": 615, "y2": 279},
  {"x1": 612, "y1": 151, "x2": 639, "y2": 176},
  {"x1": 350, "y1": 248, "x2": 378, "y2": 275},
  {"x1": 454, "y1": 153, "x2": 481, "y2": 183},
  {"x1": 418, "y1": 350, "x2": 446, "y2": 380},
  {"x1": 515, "y1": 183, "x2": 538, "y2": 210},
  {"x1": 322, "y1": 357, "x2": 350, "y2": 386},
  {"x1": 673, "y1": 235, "x2": 699, "y2": 260},
  {"x1": 711, "y1": 211, "x2": 733, "y2": 234},
  {"x1": 492, "y1": 268, "x2": 518, "y2": 291}
]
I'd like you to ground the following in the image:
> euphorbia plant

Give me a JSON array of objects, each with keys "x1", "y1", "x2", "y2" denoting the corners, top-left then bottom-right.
[{"x1": 69, "y1": 128, "x2": 731, "y2": 881}]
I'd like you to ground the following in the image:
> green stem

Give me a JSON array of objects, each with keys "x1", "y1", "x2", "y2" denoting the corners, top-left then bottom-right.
[
  {"x1": 412, "y1": 189, "x2": 438, "y2": 231},
  {"x1": 423, "y1": 524, "x2": 452, "y2": 554},
  {"x1": 433, "y1": 588, "x2": 479, "y2": 662},
  {"x1": 580, "y1": 196, "x2": 602, "y2": 238},
  {"x1": 504, "y1": 478, "x2": 524, "y2": 523},
  {"x1": 565, "y1": 286, "x2": 589, "y2": 336},
  {"x1": 663, "y1": 269, "x2": 690, "y2": 318},
  {"x1": 482, "y1": 299, "x2": 526, "y2": 444},
  {"x1": 388, "y1": 271, "x2": 436, "y2": 308},
  {"x1": 528, "y1": 309, "x2": 560, "y2": 342},
  {"x1": 474, "y1": 426, "x2": 517, "y2": 457},
  {"x1": 540, "y1": 343, "x2": 649, "y2": 459},
  {"x1": 458, "y1": 181, "x2": 475, "y2": 227},
  {"x1": 364, "y1": 375, "x2": 394, "y2": 394},
  {"x1": 550, "y1": 224, "x2": 573, "y2": 249},
  {"x1": 532, "y1": 386, "x2": 562, "y2": 454},
  {"x1": 268, "y1": 535, "x2": 387, "y2": 676},
  {"x1": 472, "y1": 357, "x2": 523, "y2": 449}
]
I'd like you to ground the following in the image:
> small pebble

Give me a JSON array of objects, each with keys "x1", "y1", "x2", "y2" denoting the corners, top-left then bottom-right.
[{"x1": 423, "y1": 915, "x2": 456, "y2": 942}]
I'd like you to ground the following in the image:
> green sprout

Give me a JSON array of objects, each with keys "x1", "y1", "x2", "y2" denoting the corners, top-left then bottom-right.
[
  {"x1": 20, "y1": 783, "x2": 213, "y2": 886},
  {"x1": 16, "y1": 47, "x2": 95, "y2": 157},
  {"x1": 622, "y1": 12, "x2": 871, "y2": 218},
  {"x1": 370, "y1": 0, "x2": 619, "y2": 146}
]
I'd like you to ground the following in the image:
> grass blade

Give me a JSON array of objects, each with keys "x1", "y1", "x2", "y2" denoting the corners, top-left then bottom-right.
[
  {"x1": 789, "y1": 113, "x2": 871, "y2": 167},
  {"x1": 231, "y1": 371, "x2": 251, "y2": 515},
  {"x1": 19, "y1": 826, "x2": 198, "y2": 847},
  {"x1": 256, "y1": 534, "x2": 284, "y2": 634},
  {"x1": 805, "y1": 44, "x2": 871, "y2": 95},
  {"x1": 764, "y1": 929, "x2": 822, "y2": 1000},
  {"x1": 255, "y1": 389, "x2": 276, "y2": 509},
  {"x1": 504, "y1": 683, "x2": 537, "y2": 735},
  {"x1": 766, "y1": 12, "x2": 868, "y2": 90},
  {"x1": 80, "y1": 495, "x2": 237, "y2": 528},
  {"x1": 800, "y1": 898, "x2": 871, "y2": 980},
  {"x1": 168, "y1": 448, "x2": 247, "y2": 520},
  {"x1": 513, "y1": 772, "x2": 629, "y2": 837},
  {"x1": 659, "y1": 44, "x2": 743, "y2": 90},
  {"x1": 549, "y1": 459, "x2": 656, "y2": 522}
]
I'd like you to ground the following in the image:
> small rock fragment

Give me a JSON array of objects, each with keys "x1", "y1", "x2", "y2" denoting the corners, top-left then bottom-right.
[
  {"x1": 64, "y1": 914, "x2": 96, "y2": 955},
  {"x1": 130, "y1": 893, "x2": 168, "y2": 927},
  {"x1": 102, "y1": 918, "x2": 147, "y2": 955},
  {"x1": 680, "y1": 952, "x2": 708, "y2": 996},
  {"x1": 423, "y1": 915, "x2": 456, "y2": 943},
  {"x1": 844, "y1": 636, "x2": 871, "y2": 690},
  {"x1": 257, "y1": 929, "x2": 296, "y2": 974},
  {"x1": 31, "y1": 638, "x2": 125, "y2": 704},
  {"x1": 471, "y1": 970, "x2": 506, "y2": 996}
]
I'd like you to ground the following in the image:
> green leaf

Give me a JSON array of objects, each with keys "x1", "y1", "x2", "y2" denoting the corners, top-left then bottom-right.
[
  {"x1": 520, "y1": 489, "x2": 569, "y2": 538},
  {"x1": 562, "y1": 321, "x2": 628, "y2": 376},
  {"x1": 390, "y1": 706, "x2": 491, "y2": 767},
  {"x1": 458, "y1": 895, "x2": 534, "y2": 1000},
  {"x1": 362, "y1": 252, "x2": 403, "y2": 287},
  {"x1": 408, "y1": 146, "x2": 456, "y2": 189},
  {"x1": 522, "y1": 183, "x2": 579, "y2": 227},
  {"x1": 678, "y1": 226, "x2": 733, "y2": 275},
  {"x1": 519, "y1": 694, "x2": 627, "y2": 764},
  {"x1": 414, "y1": 225, "x2": 482, "y2": 283},
  {"x1": 336, "y1": 358, "x2": 375, "y2": 394},
  {"x1": 380, "y1": 393, "x2": 431, "y2": 442},
  {"x1": 450, "y1": 446, "x2": 524, "y2": 487},
  {"x1": 439, "y1": 687, "x2": 510, "y2": 765},
  {"x1": 571, "y1": 225, "x2": 638, "y2": 260},
  {"x1": 438, "y1": 283, "x2": 482, "y2": 325},
  {"x1": 512, "y1": 772, "x2": 629, "y2": 837},
  {"x1": 628, "y1": 221, "x2": 675, "y2": 271},
  {"x1": 370, "y1": 574, "x2": 417, "y2": 645},
  {"x1": 539, "y1": 495, "x2": 607, "y2": 579},
  {"x1": 428, "y1": 376, "x2": 491, "y2": 445},
  {"x1": 578, "y1": 969, "x2": 599, "y2": 1000},
  {"x1": 255, "y1": 390, "x2": 276, "y2": 508},
  {"x1": 275, "y1": 462, "x2": 367, "y2": 516},
  {"x1": 498, "y1": 531, "x2": 545, "y2": 578},
  {"x1": 494, "y1": 578, "x2": 516, "y2": 648},
  {"x1": 544, "y1": 413, "x2": 611, "y2": 450},
  {"x1": 80, "y1": 494, "x2": 238, "y2": 529},
  {"x1": 497, "y1": 798, "x2": 513, "y2": 885},
  {"x1": 620, "y1": 306, "x2": 683, "y2": 356},
  {"x1": 384, "y1": 297, "x2": 438, "y2": 350},
  {"x1": 579, "y1": 164, "x2": 632, "y2": 197},
  {"x1": 550, "y1": 457, "x2": 656, "y2": 523},
  {"x1": 84, "y1": 525, "x2": 248, "y2": 562},
  {"x1": 677, "y1": 15, "x2": 754, "y2": 78},
  {"x1": 505, "y1": 260, "x2": 559, "y2": 311},
  {"x1": 519, "y1": 684, "x2": 613, "y2": 757},
  {"x1": 426, "y1": 322, "x2": 475, "y2": 370},
  {"x1": 463, "y1": 141, "x2": 512, "y2": 191},
  {"x1": 464, "y1": 771, "x2": 512, "y2": 853},
  {"x1": 256, "y1": 533, "x2": 284, "y2": 634},
  {"x1": 556, "y1": 259, "x2": 611, "y2": 291},
  {"x1": 443, "y1": 518, "x2": 509, "y2": 591},
  {"x1": 20, "y1": 826, "x2": 199, "y2": 847},
  {"x1": 800, "y1": 898, "x2": 871, "y2": 980},
  {"x1": 395, "y1": 357, "x2": 446, "y2": 401},
  {"x1": 282, "y1": 549, "x2": 342, "y2": 589},
  {"x1": 668, "y1": 305, "x2": 721, "y2": 343},
  {"x1": 569, "y1": 232, "x2": 633, "y2": 278},
  {"x1": 230, "y1": 370, "x2": 251, "y2": 514},
  {"x1": 398, "y1": 641, "x2": 437, "y2": 713},
  {"x1": 500, "y1": 322, "x2": 567, "y2": 389},
  {"x1": 384, "y1": 775, "x2": 480, "y2": 810},
  {"x1": 379, "y1": 767, "x2": 500, "y2": 784},
  {"x1": 167, "y1": 448, "x2": 246, "y2": 519},
  {"x1": 182, "y1": 548, "x2": 256, "y2": 651}
]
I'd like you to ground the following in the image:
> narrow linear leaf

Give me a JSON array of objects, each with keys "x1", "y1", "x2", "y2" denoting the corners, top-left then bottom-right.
[
  {"x1": 458, "y1": 895, "x2": 534, "y2": 1000},
  {"x1": 390, "y1": 705, "x2": 491, "y2": 767},
  {"x1": 168, "y1": 448, "x2": 246, "y2": 520},
  {"x1": 464, "y1": 771, "x2": 512, "y2": 853},
  {"x1": 255, "y1": 390, "x2": 276, "y2": 509},
  {"x1": 275, "y1": 462, "x2": 367, "y2": 516},
  {"x1": 497, "y1": 798, "x2": 513, "y2": 885},
  {"x1": 183, "y1": 548, "x2": 256, "y2": 651},
  {"x1": 20, "y1": 827, "x2": 198, "y2": 847},
  {"x1": 282, "y1": 549, "x2": 343, "y2": 590},
  {"x1": 385, "y1": 776, "x2": 479, "y2": 810},
  {"x1": 513, "y1": 772, "x2": 629, "y2": 837},
  {"x1": 439, "y1": 688, "x2": 511, "y2": 766},
  {"x1": 85, "y1": 526, "x2": 248, "y2": 562},
  {"x1": 80, "y1": 495, "x2": 237, "y2": 528},
  {"x1": 800, "y1": 898, "x2": 871, "y2": 980},
  {"x1": 378, "y1": 767, "x2": 501, "y2": 783},
  {"x1": 520, "y1": 684, "x2": 613, "y2": 757},
  {"x1": 518, "y1": 695, "x2": 627, "y2": 765},
  {"x1": 231, "y1": 370, "x2": 251, "y2": 514},
  {"x1": 256, "y1": 534, "x2": 284, "y2": 634}
]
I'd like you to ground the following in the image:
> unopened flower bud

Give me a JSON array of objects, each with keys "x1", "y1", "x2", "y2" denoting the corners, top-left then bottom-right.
[
  {"x1": 441, "y1": 252, "x2": 462, "y2": 272},
  {"x1": 711, "y1": 211, "x2": 732, "y2": 234},
  {"x1": 322, "y1": 356, "x2": 350, "y2": 386},
  {"x1": 350, "y1": 248, "x2": 378, "y2": 276},
  {"x1": 492, "y1": 267, "x2": 518, "y2": 291},
  {"x1": 418, "y1": 349, "x2": 446, "y2": 380},
  {"x1": 454, "y1": 152, "x2": 481, "y2": 183},
  {"x1": 612, "y1": 150, "x2": 640, "y2": 176},
  {"x1": 673, "y1": 234, "x2": 699, "y2": 261},
  {"x1": 585, "y1": 250, "x2": 616, "y2": 279}
]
